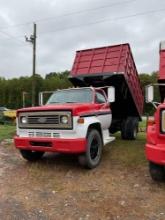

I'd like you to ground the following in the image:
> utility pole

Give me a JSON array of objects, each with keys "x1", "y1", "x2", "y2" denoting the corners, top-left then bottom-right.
[
  {"x1": 25, "y1": 23, "x2": 37, "y2": 106},
  {"x1": 22, "y1": 91, "x2": 27, "y2": 108}
]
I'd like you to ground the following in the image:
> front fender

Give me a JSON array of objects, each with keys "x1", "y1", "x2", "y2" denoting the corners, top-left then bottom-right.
[{"x1": 76, "y1": 116, "x2": 101, "y2": 138}]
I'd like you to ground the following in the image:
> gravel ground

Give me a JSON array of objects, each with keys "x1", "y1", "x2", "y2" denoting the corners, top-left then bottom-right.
[{"x1": 0, "y1": 134, "x2": 165, "y2": 220}]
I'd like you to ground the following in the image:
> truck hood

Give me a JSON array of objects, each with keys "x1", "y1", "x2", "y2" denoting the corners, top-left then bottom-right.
[{"x1": 17, "y1": 103, "x2": 109, "y2": 116}]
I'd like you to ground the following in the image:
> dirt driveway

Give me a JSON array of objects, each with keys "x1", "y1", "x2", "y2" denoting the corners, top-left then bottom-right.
[{"x1": 0, "y1": 133, "x2": 165, "y2": 220}]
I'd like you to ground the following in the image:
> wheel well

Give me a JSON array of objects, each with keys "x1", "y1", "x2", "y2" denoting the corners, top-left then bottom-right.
[{"x1": 87, "y1": 123, "x2": 103, "y2": 140}]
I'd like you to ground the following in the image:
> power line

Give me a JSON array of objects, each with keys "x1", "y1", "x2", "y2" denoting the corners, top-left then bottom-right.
[
  {"x1": 0, "y1": 30, "x2": 26, "y2": 45},
  {"x1": 0, "y1": 0, "x2": 135, "y2": 44},
  {"x1": 38, "y1": 7, "x2": 165, "y2": 36},
  {"x1": 0, "y1": 21, "x2": 33, "y2": 31},
  {"x1": 0, "y1": 29, "x2": 32, "y2": 49},
  {"x1": 1, "y1": 4, "x2": 165, "y2": 46},
  {"x1": 5, "y1": 5, "x2": 165, "y2": 40},
  {"x1": 0, "y1": 0, "x2": 135, "y2": 30},
  {"x1": 32, "y1": 0, "x2": 136, "y2": 24}
]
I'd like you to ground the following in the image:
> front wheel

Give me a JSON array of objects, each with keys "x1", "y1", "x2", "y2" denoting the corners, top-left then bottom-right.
[
  {"x1": 78, "y1": 129, "x2": 103, "y2": 169},
  {"x1": 149, "y1": 162, "x2": 165, "y2": 182},
  {"x1": 20, "y1": 150, "x2": 44, "y2": 162}
]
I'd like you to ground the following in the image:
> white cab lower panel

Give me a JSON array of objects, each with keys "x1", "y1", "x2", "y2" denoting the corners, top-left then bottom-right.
[{"x1": 102, "y1": 129, "x2": 116, "y2": 145}]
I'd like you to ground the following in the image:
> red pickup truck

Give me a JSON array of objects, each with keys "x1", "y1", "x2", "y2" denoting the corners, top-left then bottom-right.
[{"x1": 14, "y1": 43, "x2": 143, "y2": 169}]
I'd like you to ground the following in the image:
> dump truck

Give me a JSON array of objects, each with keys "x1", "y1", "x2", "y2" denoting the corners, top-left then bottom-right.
[
  {"x1": 145, "y1": 41, "x2": 165, "y2": 181},
  {"x1": 14, "y1": 43, "x2": 144, "y2": 169}
]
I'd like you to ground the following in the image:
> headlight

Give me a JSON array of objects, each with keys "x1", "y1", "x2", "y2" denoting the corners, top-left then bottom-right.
[
  {"x1": 60, "y1": 115, "x2": 69, "y2": 124},
  {"x1": 21, "y1": 116, "x2": 28, "y2": 124}
]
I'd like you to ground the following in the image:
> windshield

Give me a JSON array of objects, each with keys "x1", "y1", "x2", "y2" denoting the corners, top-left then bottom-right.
[{"x1": 47, "y1": 88, "x2": 93, "y2": 104}]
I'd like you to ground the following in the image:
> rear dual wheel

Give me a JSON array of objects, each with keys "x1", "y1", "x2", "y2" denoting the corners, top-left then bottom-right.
[
  {"x1": 78, "y1": 129, "x2": 103, "y2": 169},
  {"x1": 121, "y1": 117, "x2": 138, "y2": 140}
]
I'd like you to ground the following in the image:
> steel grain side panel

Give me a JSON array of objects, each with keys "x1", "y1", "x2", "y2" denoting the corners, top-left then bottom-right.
[
  {"x1": 70, "y1": 43, "x2": 143, "y2": 116},
  {"x1": 159, "y1": 49, "x2": 165, "y2": 80}
]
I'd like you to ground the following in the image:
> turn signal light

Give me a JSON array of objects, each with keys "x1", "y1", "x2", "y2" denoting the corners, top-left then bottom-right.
[
  {"x1": 77, "y1": 118, "x2": 84, "y2": 124},
  {"x1": 147, "y1": 116, "x2": 155, "y2": 126}
]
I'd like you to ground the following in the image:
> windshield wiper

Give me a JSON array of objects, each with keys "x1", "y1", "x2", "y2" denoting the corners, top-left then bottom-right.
[
  {"x1": 48, "y1": 102, "x2": 60, "y2": 104},
  {"x1": 48, "y1": 101, "x2": 77, "y2": 104}
]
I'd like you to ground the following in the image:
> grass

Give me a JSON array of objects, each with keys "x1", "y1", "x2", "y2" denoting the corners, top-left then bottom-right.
[
  {"x1": 106, "y1": 132, "x2": 147, "y2": 168},
  {"x1": 0, "y1": 125, "x2": 16, "y2": 142},
  {"x1": 103, "y1": 119, "x2": 147, "y2": 168},
  {"x1": 139, "y1": 118, "x2": 147, "y2": 131}
]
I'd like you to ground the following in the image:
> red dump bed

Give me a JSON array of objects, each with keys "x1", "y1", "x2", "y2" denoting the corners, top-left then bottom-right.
[
  {"x1": 159, "y1": 41, "x2": 165, "y2": 80},
  {"x1": 71, "y1": 43, "x2": 143, "y2": 116}
]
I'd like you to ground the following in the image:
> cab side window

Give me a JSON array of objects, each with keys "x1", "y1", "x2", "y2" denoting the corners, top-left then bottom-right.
[{"x1": 95, "y1": 91, "x2": 106, "y2": 104}]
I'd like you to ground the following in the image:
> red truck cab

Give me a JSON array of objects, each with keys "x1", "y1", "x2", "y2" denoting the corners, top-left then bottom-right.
[
  {"x1": 145, "y1": 41, "x2": 165, "y2": 181},
  {"x1": 15, "y1": 87, "x2": 115, "y2": 168}
]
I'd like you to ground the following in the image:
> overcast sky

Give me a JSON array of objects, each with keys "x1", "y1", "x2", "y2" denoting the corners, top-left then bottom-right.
[{"x1": 0, "y1": 0, "x2": 165, "y2": 78}]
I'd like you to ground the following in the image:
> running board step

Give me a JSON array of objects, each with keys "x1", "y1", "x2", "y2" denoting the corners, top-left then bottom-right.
[{"x1": 104, "y1": 136, "x2": 116, "y2": 145}]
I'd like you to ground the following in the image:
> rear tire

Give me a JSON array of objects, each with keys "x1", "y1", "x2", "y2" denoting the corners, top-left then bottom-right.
[
  {"x1": 121, "y1": 117, "x2": 138, "y2": 140},
  {"x1": 78, "y1": 129, "x2": 103, "y2": 169},
  {"x1": 20, "y1": 150, "x2": 44, "y2": 162},
  {"x1": 149, "y1": 162, "x2": 165, "y2": 182}
]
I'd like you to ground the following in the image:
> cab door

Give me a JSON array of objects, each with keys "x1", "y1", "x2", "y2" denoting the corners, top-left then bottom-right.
[{"x1": 95, "y1": 89, "x2": 112, "y2": 129}]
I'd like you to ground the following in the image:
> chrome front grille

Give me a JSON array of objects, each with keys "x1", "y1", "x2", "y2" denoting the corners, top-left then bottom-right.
[
  {"x1": 18, "y1": 111, "x2": 72, "y2": 129},
  {"x1": 28, "y1": 115, "x2": 60, "y2": 124}
]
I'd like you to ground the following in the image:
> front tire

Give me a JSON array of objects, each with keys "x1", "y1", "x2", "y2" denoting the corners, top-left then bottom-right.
[
  {"x1": 78, "y1": 129, "x2": 103, "y2": 169},
  {"x1": 20, "y1": 150, "x2": 44, "y2": 162},
  {"x1": 149, "y1": 162, "x2": 165, "y2": 182}
]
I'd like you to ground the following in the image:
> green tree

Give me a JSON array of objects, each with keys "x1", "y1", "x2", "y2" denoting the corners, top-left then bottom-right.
[{"x1": 139, "y1": 72, "x2": 158, "y2": 115}]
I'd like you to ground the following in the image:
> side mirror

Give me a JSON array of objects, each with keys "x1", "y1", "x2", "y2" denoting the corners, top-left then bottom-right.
[
  {"x1": 38, "y1": 91, "x2": 54, "y2": 106},
  {"x1": 145, "y1": 85, "x2": 154, "y2": 103},
  {"x1": 107, "y1": 86, "x2": 115, "y2": 102},
  {"x1": 39, "y1": 92, "x2": 44, "y2": 106}
]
